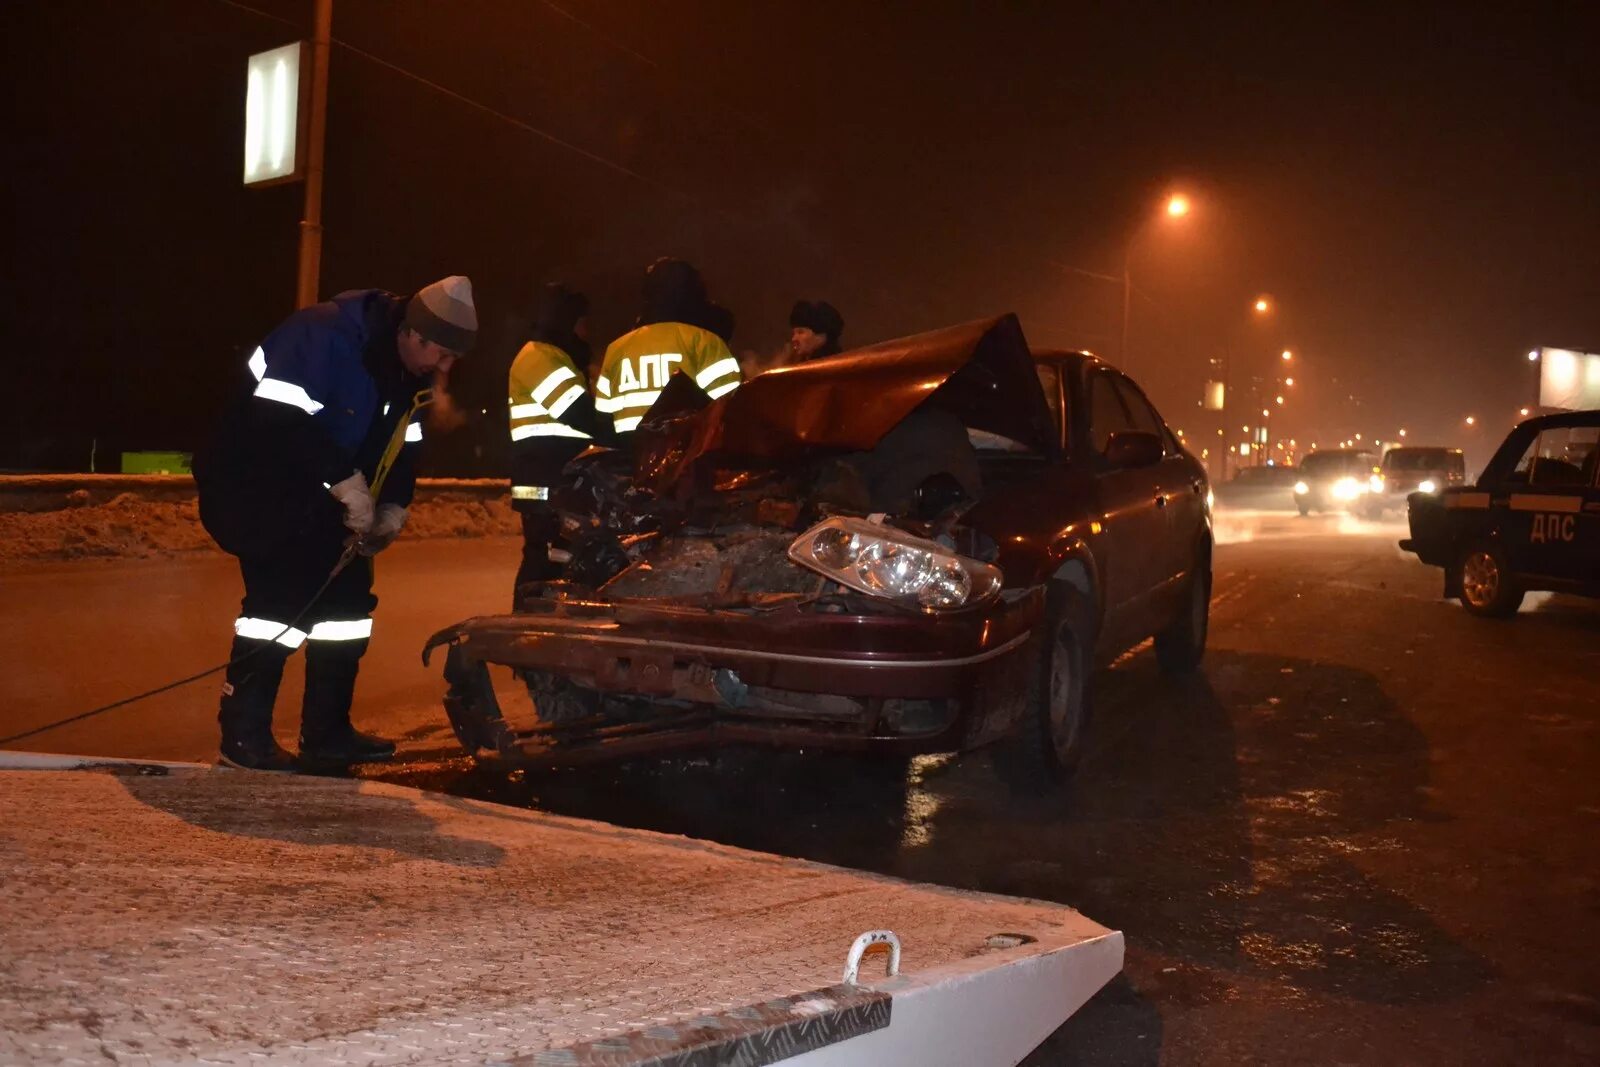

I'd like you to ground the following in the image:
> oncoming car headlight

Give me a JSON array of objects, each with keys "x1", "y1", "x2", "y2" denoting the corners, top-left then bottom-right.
[
  {"x1": 1293, "y1": 480, "x2": 1309, "y2": 495},
  {"x1": 1369, "y1": 474, "x2": 1386, "y2": 494},
  {"x1": 789, "y1": 516, "x2": 1002, "y2": 611},
  {"x1": 1331, "y1": 476, "x2": 1365, "y2": 501},
  {"x1": 1418, "y1": 479, "x2": 1437, "y2": 493}
]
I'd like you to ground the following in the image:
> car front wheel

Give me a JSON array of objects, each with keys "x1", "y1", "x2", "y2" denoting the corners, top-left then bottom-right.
[
  {"x1": 1457, "y1": 540, "x2": 1524, "y2": 618},
  {"x1": 1036, "y1": 590, "x2": 1092, "y2": 776}
]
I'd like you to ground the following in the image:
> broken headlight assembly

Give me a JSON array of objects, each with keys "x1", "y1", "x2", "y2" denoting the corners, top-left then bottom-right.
[{"x1": 788, "y1": 516, "x2": 1002, "y2": 611}]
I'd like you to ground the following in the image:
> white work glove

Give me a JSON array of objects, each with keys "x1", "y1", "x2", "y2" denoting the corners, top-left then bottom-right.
[
  {"x1": 358, "y1": 503, "x2": 408, "y2": 556},
  {"x1": 328, "y1": 472, "x2": 374, "y2": 536}
]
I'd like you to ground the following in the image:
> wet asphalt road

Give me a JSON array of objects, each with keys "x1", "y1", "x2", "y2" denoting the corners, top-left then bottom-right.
[
  {"x1": 4, "y1": 511, "x2": 1598, "y2": 1063},
  {"x1": 370, "y1": 511, "x2": 1600, "y2": 1065}
]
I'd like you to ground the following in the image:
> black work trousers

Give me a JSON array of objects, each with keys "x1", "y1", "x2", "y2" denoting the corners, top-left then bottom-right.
[
  {"x1": 514, "y1": 501, "x2": 562, "y2": 605},
  {"x1": 219, "y1": 528, "x2": 378, "y2": 747}
]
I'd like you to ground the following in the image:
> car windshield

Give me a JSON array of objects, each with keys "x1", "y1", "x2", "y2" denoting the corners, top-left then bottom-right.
[
  {"x1": 1300, "y1": 452, "x2": 1369, "y2": 475},
  {"x1": 1384, "y1": 449, "x2": 1460, "y2": 471}
]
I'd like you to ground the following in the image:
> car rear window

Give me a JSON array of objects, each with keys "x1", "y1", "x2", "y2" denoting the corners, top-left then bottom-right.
[{"x1": 1384, "y1": 449, "x2": 1461, "y2": 471}]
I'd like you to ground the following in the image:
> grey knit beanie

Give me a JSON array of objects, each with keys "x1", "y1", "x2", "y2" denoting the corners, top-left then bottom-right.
[{"x1": 405, "y1": 275, "x2": 478, "y2": 353}]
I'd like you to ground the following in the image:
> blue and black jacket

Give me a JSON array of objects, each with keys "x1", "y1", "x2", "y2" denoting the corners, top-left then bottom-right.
[{"x1": 196, "y1": 290, "x2": 431, "y2": 557}]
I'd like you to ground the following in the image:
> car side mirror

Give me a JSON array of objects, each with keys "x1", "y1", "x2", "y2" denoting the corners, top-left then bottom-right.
[{"x1": 1104, "y1": 430, "x2": 1164, "y2": 469}]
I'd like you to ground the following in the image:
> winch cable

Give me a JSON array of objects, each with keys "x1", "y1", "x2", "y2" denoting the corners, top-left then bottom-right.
[{"x1": 0, "y1": 389, "x2": 432, "y2": 748}]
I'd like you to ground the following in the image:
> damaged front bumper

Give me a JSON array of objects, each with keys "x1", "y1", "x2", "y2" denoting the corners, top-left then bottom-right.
[{"x1": 423, "y1": 589, "x2": 1044, "y2": 764}]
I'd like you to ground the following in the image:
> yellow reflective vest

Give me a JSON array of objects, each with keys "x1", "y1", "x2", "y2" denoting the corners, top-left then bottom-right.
[
  {"x1": 595, "y1": 321, "x2": 741, "y2": 433},
  {"x1": 507, "y1": 341, "x2": 592, "y2": 500}
]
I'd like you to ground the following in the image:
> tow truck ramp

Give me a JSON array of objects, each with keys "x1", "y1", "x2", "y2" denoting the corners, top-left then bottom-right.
[{"x1": 0, "y1": 755, "x2": 1122, "y2": 1065}]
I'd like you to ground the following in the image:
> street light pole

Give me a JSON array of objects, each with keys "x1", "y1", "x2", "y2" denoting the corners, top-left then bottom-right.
[{"x1": 294, "y1": 0, "x2": 332, "y2": 309}]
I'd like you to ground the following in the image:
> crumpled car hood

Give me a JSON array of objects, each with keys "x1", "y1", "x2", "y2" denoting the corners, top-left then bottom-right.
[{"x1": 635, "y1": 314, "x2": 1056, "y2": 492}]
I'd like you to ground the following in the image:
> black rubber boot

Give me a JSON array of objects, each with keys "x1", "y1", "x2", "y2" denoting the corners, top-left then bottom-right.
[
  {"x1": 299, "y1": 638, "x2": 396, "y2": 765},
  {"x1": 217, "y1": 636, "x2": 297, "y2": 773}
]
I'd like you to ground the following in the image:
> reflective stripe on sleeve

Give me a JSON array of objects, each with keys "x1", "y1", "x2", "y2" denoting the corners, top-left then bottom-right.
[
  {"x1": 531, "y1": 365, "x2": 577, "y2": 405},
  {"x1": 511, "y1": 485, "x2": 550, "y2": 501},
  {"x1": 509, "y1": 402, "x2": 547, "y2": 420},
  {"x1": 405, "y1": 422, "x2": 423, "y2": 443},
  {"x1": 247, "y1": 347, "x2": 267, "y2": 382},
  {"x1": 694, "y1": 357, "x2": 741, "y2": 390},
  {"x1": 613, "y1": 415, "x2": 643, "y2": 433},
  {"x1": 510, "y1": 422, "x2": 592, "y2": 441},
  {"x1": 706, "y1": 380, "x2": 740, "y2": 400},
  {"x1": 547, "y1": 383, "x2": 585, "y2": 419},
  {"x1": 306, "y1": 618, "x2": 373, "y2": 641},
  {"x1": 253, "y1": 377, "x2": 324, "y2": 415},
  {"x1": 234, "y1": 616, "x2": 308, "y2": 648},
  {"x1": 596, "y1": 374, "x2": 612, "y2": 397}
]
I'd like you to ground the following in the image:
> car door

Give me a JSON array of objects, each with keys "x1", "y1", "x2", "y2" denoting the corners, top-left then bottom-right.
[
  {"x1": 1113, "y1": 374, "x2": 1204, "y2": 595},
  {"x1": 1081, "y1": 369, "x2": 1167, "y2": 645},
  {"x1": 1506, "y1": 422, "x2": 1600, "y2": 584}
]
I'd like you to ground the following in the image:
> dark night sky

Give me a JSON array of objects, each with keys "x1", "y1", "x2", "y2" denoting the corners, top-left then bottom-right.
[{"x1": 7, "y1": 1, "x2": 1598, "y2": 473}]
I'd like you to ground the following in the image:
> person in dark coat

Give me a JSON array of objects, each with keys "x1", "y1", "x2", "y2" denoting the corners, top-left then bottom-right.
[
  {"x1": 194, "y1": 276, "x2": 477, "y2": 771},
  {"x1": 788, "y1": 299, "x2": 845, "y2": 362}
]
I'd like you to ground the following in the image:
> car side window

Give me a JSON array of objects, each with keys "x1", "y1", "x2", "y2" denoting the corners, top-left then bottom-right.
[
  {"x1": 1528, "y1": 426, "x2": 1600, "y2": 488},
  {"x1": 1113, "y1": 376, "x2": 1176, "y2": 452},
  {"x1": 1035, "y1": 363, "x2": 1065, "y2": 447},
  {"x1": 1088, "y1": 373, "x2": 1134, "y2": 454}
]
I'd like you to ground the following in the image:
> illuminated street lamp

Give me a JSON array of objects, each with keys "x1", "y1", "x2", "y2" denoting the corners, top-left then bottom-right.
[
  {"x1": 1254, "y1": 297, "x2": 1271, "y2": 314},
  {"x1": 1528, "y1": 349, "x2": 1541, "y2": 362},
  {"x1": 1519, "y1": 407, "x2": 1531, "y2": 417},
  {"x1": 1281, "y1": 349, "x2": 1294, "y2": 361},
  {"x1": 1275, "y1": 395, "x2": 1284, "y2": 405},
  {"x1": 1398, "y1": 428, "x2": 1407, "y2": 437},
  {"x1": 1121, "y1": 191, "x2": 1192, "y2": 367},
  {"x1": 1284, "y1": 377, "x2": 1295, "y2": 386},
  {"x1": 1465, "y1": 415, "x2": 1476, "y2": 426}
]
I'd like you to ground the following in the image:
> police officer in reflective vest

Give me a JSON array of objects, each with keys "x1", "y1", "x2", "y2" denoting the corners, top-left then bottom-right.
[
  {"x1": 596, "y1": 258, "x2": 742, "y2": 434},
  {"x1": 507, "y1": 284, "x2": 601, "y2": 599},
  {"x1": 195, "y1": 276, "x2": 477, "y2": 771}
]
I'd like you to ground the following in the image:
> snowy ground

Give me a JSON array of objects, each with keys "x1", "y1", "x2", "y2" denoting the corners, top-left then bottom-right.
[{"x1": 0, "y1": 476, "x2": 518, "y2": 565}]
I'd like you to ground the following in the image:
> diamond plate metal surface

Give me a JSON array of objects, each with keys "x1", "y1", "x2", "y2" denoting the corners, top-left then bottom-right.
[{"x1": 0, "y1": 768, "x2": 1109, "y2": 1065}]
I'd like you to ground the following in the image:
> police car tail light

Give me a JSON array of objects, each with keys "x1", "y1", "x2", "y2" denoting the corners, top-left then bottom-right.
[
  {"x1": 1418, "y1": 479, "x2": 1437, "y2": 493},
  {"x1": 789, "y1": 516, "x2": 1001, "y2": 611}
]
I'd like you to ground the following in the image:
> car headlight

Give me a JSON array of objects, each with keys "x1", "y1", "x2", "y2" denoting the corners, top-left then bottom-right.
[
  {"x1": 789, "y1": 516, "x2": 1002, "y2": 611},
  {"x1": 1369, "y1": 474, "x2": 1385, "y2": 493},
  {"x1": 1418, "y1": 479, "x2": 1437, "y2": 493},
  {"x1": 1293, "y1": 481, "x2": 1309, "y2": 495},
  {"x1": 1332, "y1": 476, "x2": 1365, "y2": 501}
]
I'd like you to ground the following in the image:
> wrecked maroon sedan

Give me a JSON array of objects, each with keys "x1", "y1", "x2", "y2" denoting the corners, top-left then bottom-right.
[{"x1": 424, "y1": 315, "x2": 1212, "y2": 772}]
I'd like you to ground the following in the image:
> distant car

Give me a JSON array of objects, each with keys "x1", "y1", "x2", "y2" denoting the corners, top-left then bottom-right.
[
  {"x1": 1362, "y1": 446, "x2": 1467, "y2": 518},
  {"x1": 1292, "y1": 449, "x2": 1380, "y2": 515},
  {"x1": 1215, "y1": 464, "x2": 1298, "y2": 511},
  {"x1": 426, "y1": 316, "x2": 1213, "y2": 774},
  {"x1": 1402, "y1": 411, "x2": 1600, "y2": 616}
]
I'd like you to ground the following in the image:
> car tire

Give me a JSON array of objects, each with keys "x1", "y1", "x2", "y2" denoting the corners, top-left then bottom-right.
[
  {"x1": 1296, "y1": 502, "x2": 1310, "y2": 516},
  {"x1": 1035, "y1": 587, "x2": 1092, "y2": 777},
  {"x1": 1155, "y1": 559, "x2": 1210, "y2": 674},
  {"x1": 1456, "y1": 540, "x2": 1524, "y2": 618}
]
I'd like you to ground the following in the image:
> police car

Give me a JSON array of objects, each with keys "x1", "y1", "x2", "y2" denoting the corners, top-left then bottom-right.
[{"x1": 1402, "y1": 411, "x2": 1600, "y2": 616}]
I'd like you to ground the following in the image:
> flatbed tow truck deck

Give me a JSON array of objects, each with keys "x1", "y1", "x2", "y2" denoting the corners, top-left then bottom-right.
[{"x1": 0, "y1": 755, "x2": 1121, "y2": 1065}]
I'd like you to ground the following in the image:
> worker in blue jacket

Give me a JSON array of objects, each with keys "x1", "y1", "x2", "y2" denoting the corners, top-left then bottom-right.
[{"x1": 194, "y1": 276, "x2": 477, "y2": 771}]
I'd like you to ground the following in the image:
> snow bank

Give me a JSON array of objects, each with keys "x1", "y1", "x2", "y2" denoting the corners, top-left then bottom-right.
[{"x1": 0, "y1": 478, "x2": 519, "y2": 565}]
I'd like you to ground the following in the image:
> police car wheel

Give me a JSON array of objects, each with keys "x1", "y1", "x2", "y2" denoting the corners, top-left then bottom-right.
[{"x1": 1458, "y1": 541, "x2": 1524, "y2": 618}]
